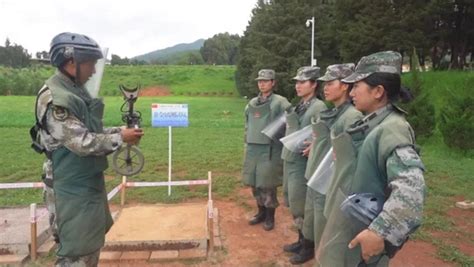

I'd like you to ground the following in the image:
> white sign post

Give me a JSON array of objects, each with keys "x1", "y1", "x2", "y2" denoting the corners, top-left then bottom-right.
[{"x1": 152, "y1": 104, "x2": 189, "y2": 195}]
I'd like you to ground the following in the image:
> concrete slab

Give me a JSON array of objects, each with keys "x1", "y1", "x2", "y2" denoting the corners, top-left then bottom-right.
[
  {"x1": 150, "y1": 250, "x2": 179, "y2": 260},
  {"x1": 178, "y1": 248, "x2": 207, "y2": 259},
  {"x1": 37, "y1": 237, "x2": 56, "y2": 256},
  {"x1": 0, "y1": 207, "x2": 50, "y2": 255},
  {"x1": 99, "y1": 251, "x2": 122, "y2": 261},
  {"x1": 0, "y1": 254, "x2": 28, "y2": 265},
  {"x1": 120, "y1": 251, "x2": 150, "y2": 261},
  {"x1": 104, "y1": 203, "x2": 208, "y2": 251}
]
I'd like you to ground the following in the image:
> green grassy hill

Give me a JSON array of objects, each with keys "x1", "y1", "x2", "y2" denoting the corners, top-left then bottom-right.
[{"x1": 102, "y1": 65, "x2": 237, "y2": 96}]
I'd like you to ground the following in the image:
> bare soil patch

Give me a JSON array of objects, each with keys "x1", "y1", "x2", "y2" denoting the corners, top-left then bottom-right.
[{"x1": 139, "y1": 86, "x2": 171, "y2": 96}]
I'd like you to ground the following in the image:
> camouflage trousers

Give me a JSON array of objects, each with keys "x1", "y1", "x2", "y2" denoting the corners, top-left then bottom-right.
[
  {"x1": 55, "y1": 249, "x2": 100, "y2": 267},
  {"x1": 43, "y1": 182, "x2": 59, "y2": 242},
  {"x1": 251, "y1": 187, "x2": 279, "y2": 208}
]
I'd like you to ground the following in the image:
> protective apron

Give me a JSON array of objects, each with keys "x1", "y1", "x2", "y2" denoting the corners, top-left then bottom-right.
[
  {"x1": 242, "y1": 95, "x2": 286, "y2": 188},
  {"x1": 317, "y1": 107, "x2": 393, "y2": 267},
  {"x1": 48, "y1": 74, "x2": 113, "y2": 257},
  {"x1": 281, "y1": 99, "x2": 326, "y2": 217}
]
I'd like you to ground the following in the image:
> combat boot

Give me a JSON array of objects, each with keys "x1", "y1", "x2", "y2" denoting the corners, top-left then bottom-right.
[
  {"x1": 289, "y1": 238, "x2": 315, "y2": 264},
  {"x1": 248, "y1": 205, "x2": 266, "y2": 225},
  {"x1": 262, "y1": 207, "x2": 275, "y2": 231},
  {"x1": 283, "y1": 230, "x2": 304, "y2": 253}
]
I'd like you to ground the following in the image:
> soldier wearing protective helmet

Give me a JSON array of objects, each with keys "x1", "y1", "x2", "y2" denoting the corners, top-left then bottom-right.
[{"x1": 31, "y1": 32, "x2": 143, "y2": 266}]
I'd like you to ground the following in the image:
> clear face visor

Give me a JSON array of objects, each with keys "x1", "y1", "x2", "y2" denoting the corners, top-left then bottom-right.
[{"x1": 83, "y1": 47, "x2": 108, "y2": 98}]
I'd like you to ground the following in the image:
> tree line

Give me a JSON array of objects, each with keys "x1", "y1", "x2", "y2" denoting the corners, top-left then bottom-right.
[
  {"x1": 0, "y1": 33, "x2": 241, "y2": 68},
  {"x1": 0, "y1": 39, "x2": 31, "y2": 68},
  {"x1": 235, "y1": 0, "x2": 473, "y2": 98},
  {"x1": 111, "y1": 33, "x2": 241, "y2": 66}
]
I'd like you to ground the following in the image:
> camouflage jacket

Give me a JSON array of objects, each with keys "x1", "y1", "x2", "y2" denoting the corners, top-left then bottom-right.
[
  {"x1": 36, "y1": 72, "x2": 123, "y2": 181},
  {"x1": 350, "y1": 106, "x2": 426, "y2": 247}
]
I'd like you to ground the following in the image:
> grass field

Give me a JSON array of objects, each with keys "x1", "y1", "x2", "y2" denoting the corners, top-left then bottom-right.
[
  {"x1": 0, "y1": 69, "x2": 473, "y2": 265},
  {"x1": 0, "y1": 96, "x2": 246, "y2": 205}
]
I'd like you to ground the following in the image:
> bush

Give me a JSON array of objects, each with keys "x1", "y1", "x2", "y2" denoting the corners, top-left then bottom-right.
[
  {"x1": 401, "y1": 70, "x2": 436, "y2": 139},
  {"x1": 439, "y1": 89, "x2": 474, "y2": 151}
]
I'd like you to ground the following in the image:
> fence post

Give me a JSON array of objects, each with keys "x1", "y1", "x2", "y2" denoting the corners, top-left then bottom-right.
[{"x1": 30, "y1": 203, "x2": 37, "y2": 261}]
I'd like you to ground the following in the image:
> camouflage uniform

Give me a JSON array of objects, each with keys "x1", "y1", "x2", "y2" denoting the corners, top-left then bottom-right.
[
  {"x1": 280, "y1": 66, "x2": 327, "y2": 256},
  {"x1": 297, "y1": 64, "x2": 361, "y2": 264},
  {"x1": 35, "y1": 71, "x2": 122, "y2": 267},
  {"x1": 281, "y1": 66, "x2": 326, "y2": 229},
  {"x1": 317, "y1": 51, "x2": 426, "y2": 267},
  {"x1": 243, "y1": 69, "x2": 291, "y2": 230}
]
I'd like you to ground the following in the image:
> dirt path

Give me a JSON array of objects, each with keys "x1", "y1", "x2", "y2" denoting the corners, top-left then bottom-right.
[
  {"x1": 210, "y1": 188, "x2": 455, "y2": 267},
  {"x1": 139, "y1": 86, "x2": 171, "y2": 96}
]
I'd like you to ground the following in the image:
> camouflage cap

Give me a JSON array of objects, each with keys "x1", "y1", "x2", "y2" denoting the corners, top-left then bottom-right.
[
  {"x1": 342, "y1": 51, "x2": 402, "y2": 83},
  {"x1": 318, "y1": 63, "x2": 355, "y2": 82},
  {"x1": 255, "y1": 69, "x2": 276, "y2": 80},
  {"x1": 292, "y1": 66, "x2": 320, "y2": 81}
]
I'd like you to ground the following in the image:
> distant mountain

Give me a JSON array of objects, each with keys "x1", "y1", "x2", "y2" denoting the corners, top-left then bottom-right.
[{"x1": 133, "y1": 39, "x2": 205, "y2": 63}]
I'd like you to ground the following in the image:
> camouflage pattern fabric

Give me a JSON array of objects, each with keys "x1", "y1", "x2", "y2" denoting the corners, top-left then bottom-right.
[
  {"x1": 292, "y1": 66, "x2": 320, "y2": 81},
  {"x1": 255, "y1": 69, "x2": 275, "y2": 80},
  {"x1": 368, "y1": 146, "x2": 425, "y2": 246},
  {"x1": 318, "y1": 63, "x2": 355, "y2": 82},
  {"x1": 252, "y1": 186, "x2": 279, "y2": 208},
  {"x1": 55, "y1": 249, "x2": 100, "y2": 267},
  {"x1": 44, "y1": 103, "x2": 122, "y2": 156},
  {"x1": 342, "y1": 51, "x2": 402, "y2": 83},
  {"x1": 36, "y1": 80, "x2": 122, "y2": 157}
]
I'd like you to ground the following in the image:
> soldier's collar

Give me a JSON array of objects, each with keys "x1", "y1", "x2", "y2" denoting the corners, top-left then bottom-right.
[
  {"x1": 258, "y1": 92, "x2": 273, "y2": 100},
  {"x1": 347, "y1": 104, "x2": 393, "y2": 136},
  {"x1": 54, "y1": 70, "x2": 92, "y2": 102},
  {"x1": 257, "y1": 92, "x2": 273, "y2": 105},
  {"x1": 319, "y1": 101, "x2": 350, "y2": 120},
  {"x1": 302, "y1": 95, "x2": 317, "y2": 105},
  {"x1": 361, "y1": 104, "x2": 392, "y2": 123},
  {"x1": 56, "y1": 70, "x2": 76, "y2": 88}
]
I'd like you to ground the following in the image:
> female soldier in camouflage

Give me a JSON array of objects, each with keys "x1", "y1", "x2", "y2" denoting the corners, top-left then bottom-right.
[
  {"x1": 242, "y1": 69, "x2": 291, "y2": 231},
  {"x1": 289, "y1": 63, "x2": 363, "y2": 264},
  {"x1": 317, "y1": 51, "x2": 426, "y2": 267},
  {"x1": 281, "y1": 66, "x2": 327, "y2": 254}
]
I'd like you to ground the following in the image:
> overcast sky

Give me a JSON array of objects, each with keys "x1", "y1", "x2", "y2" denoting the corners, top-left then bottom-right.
[{"x1": 0, "y1": 0, "x2": 258, "y2": 58}]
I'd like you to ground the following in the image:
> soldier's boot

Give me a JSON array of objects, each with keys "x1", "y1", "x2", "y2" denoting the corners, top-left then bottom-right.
[
  {"x1": 248, "y1": 205, "x2": 266, "y2": 225},
  {"x1": 262, "y1": 207, "x2": 275, "y2": 231},
  {"x1": 283, "y1": 230, "x2": 304, "y2": 253},
  {"x1": 289, "y1": 238, "x2": 315, "y2": 264}
]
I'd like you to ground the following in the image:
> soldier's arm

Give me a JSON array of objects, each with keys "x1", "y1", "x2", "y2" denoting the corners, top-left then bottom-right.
[
  {"x1": 103, "y1": 127, "x2": 122, "y2": 134},
  {"x1": 46, "y1": 105, "x2": 123, "y2": 157},
  {"x1": 368, "y1": 146, "x2": 426, "y2": 246}
]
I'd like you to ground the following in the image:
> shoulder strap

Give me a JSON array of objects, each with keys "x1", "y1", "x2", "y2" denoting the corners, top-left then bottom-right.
[
  {"x1": 30, "y1": 86, "x2": 52, "y2": 154},
  {"x1": 35, "y1": 86, "x2": 52, "y2": 132}
]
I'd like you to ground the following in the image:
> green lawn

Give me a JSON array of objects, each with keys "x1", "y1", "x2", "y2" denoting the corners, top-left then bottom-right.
[{"x1": 0, "y1": 96, "x2": 246, "y2": 206}]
